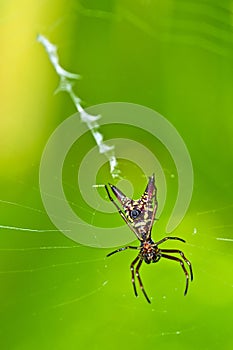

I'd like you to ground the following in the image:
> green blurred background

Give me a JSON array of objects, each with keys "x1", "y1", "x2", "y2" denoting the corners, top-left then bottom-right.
[{"x1": 0, "y1": 0, "x2": 233, "y2": 349}]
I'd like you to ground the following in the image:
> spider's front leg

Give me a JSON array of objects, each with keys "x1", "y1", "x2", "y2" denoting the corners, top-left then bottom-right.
[
  {"x1": 135, "y1": 259, "x2": 151, "y2": 304},
  {"x1": 161, "y1": 249, "x2": 193, "y2": 281},
  {"x1": 130, "y1": 256, "x2": 140, "y2": 297},
  {"x1": 161, "y1": 253, "x2": 190, "y2": 295}
]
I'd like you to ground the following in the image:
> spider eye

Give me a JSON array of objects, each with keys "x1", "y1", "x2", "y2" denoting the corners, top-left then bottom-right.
[{"x1": 130, "y1": 209, "x2": 141, "y2": 219}]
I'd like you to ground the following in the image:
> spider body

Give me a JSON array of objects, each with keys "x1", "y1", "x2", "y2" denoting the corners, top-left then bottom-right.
[
  {"x1": 105, "y1": 174, "x2": 193, "y2": 303},
  {"x1": 140, "y1": 240, "x2": 161, "y2": 264}
]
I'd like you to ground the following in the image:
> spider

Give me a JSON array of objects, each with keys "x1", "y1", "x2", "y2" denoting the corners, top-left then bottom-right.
[{"x1": 105, "y1": 174, "x2": 193, "y2": 303}]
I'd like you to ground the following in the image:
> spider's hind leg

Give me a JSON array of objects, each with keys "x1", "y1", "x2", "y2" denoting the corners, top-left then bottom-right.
[
  {"x1": 107, "y1": 245, "x2": 138, "y2": 257},
  {"x1": 156, "y1": 236, "x2": 186, "y2": 245}
]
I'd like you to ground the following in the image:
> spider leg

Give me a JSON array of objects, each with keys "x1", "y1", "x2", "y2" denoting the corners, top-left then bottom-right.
[
  {"x1": 161, "y1": 249, "x2": 193, "y2": 281},
  {"x1": 105, "y1": 185, "x2": 142, "y2": 240},
  {"x1": 156, "y1": 236, "x2": 186, "y2": 245},
  {"x1": 161, "y1": 253, "x2": 190, "y2": 296},
  {"x1": 135, "y1": 259, "x2": 151, "y2": 303},
  {"x1": 107, "y1": 246, "x2": 139, "y2": 257},
  {"x1": 130, "y1": 256, "x2": 140, "y2": 297}
]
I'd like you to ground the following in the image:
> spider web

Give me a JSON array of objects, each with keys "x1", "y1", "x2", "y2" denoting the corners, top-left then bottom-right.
[
  {"x1": 1, "y1": 181, "x2": 232, "y2": 348},
  {"x1": 1, "y1": 1, "x2": 233, "y2": 349}
]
